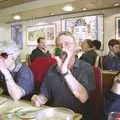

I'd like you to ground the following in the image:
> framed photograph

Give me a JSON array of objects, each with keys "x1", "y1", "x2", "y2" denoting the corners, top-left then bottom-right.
[
  {"x1": 115, "y1": 17, "x2": 120, "y2": 39},
  {"x1": 63, "y1": 15, "x2": 104, "y2": 49},
  {"x1": 11, "y1": 24, "x2": 23, "y2": 49},
  {"x1": 64, "y1": 16, "x2": 99, "y2": 40},
  {"x1": 27, "y1": 24, "x2": 56, "y2": 45}
]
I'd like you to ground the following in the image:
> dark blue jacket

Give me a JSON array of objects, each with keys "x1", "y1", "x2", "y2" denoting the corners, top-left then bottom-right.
[{"x1": 103, "y1": 55, "x2": 120, "y2": 71}]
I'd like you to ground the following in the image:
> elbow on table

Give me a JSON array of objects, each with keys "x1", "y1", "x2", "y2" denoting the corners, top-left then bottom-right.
[
  {"x1": 80, "y1": 95, "x2": 88, "y2": 103},
  {"x1": 75, "y1": 91, "x2": 88, "y2": 103},
  {"x1": 11, "y1": 94, "x2": 21, "y2": 101}
]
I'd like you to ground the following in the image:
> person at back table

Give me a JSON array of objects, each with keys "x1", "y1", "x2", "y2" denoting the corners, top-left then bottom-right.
[
  {"x1": 103, "y1": 39, "x2": 120, "y2": 71},
  {"x1": 31, "y1": 31, "x2": 95, "y2": 120},
  {"x1": 0, "y1": 42, "x2": 34, "y2": 101},
  {"x1": 80, "y1": 39, "x2": 97, "y2": 65},
  {"x1": 30, "y1": 37, "x2": 50, "y2": 62}
]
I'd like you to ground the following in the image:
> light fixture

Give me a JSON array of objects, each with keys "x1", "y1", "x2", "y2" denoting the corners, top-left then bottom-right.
[
  {"x1": 82, "y1": 8, "x2": 87, "y2": 11},
  {"x1": 13, "y1": 15, "x2": 21, "y2": 20},
  {"x1": 113, "y1": 3, "x2": 119, "y2": 6},
  {"x1": 62, "y1": 5, "x2": 74, "y2": 12},
  {"x1": 49, "y1": 12, "x2": 54, "y2": 16}
]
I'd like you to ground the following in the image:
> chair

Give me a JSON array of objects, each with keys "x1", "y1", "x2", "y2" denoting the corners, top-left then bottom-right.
[
  {"x1": 90, "y1": 67, "x2": 103, "y2": 120},
  {"x1": 29, "y1": 57, "x2": 56, "y2": 92}
]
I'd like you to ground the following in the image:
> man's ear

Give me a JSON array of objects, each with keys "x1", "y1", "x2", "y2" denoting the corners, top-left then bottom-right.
[{"x1": 109, "y1": 46, "x2": 113, "y2": 51}]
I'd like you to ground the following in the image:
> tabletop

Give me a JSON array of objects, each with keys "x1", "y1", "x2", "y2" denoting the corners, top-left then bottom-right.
[
  {"x1": 102, "y1": 70, "x2": 118, "y2": 74},
  {"x1": 0, "y1": 96, "x2": 49, "y2": 120},
  {"x1": 0, "y1": 96, "x2": 82, "y2": 120}
]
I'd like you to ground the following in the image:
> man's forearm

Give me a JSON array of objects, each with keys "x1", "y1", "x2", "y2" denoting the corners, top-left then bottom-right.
[
  {"x1": 6, "y1": 79, "x2": 25, "y2": 101},
  {"x1": 64, "y1": 70, "x2": 88, "y2": 103},
  {"x1": 1, "y1": 69, "x2": 25, "y2": 100}
]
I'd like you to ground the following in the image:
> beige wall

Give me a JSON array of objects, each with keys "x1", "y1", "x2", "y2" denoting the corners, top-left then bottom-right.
[
  {"x1": 0, "y1": 7, "x2": 120, "y2": 61},
  {"x1": 0, "y1": 24, "x2": 11, "y2": 42}
]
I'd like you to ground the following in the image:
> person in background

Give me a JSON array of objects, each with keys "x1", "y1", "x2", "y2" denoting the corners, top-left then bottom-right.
[
  {"x1": 0, "y1": 42, "x2": 34, "y2": 101},
  {"x1": 80, "y1": 39, "x2": 97, "y2": 65},
  {"x1": 103, "y1": 39, "x2": 120, "y2": 70},
  {"x1": 75, "y1": 41, "x2": 84, "y2": 59},
  {"x1": 104, "y1": 72, "x2": 120, "y2": 119},
  {"x1": 116, "y1": 40, "x2": 120, "y2": 57},
  {"x1": 30, "y1": 37, "x2": 50, "y2": 62},
  {"x1": 93, "y1": 40, "x2": 101, "y2": 56},
  {"x1": 31, "y1": 31, "x2": 95, "y2": 120},
  {"x1": 93, "y1": 40, "x2": 103, "y2": 67}
]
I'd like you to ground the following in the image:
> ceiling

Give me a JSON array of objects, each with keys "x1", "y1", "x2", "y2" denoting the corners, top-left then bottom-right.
[
  {"x1": 0, "y1": 0, "x2": 35, "y2": 9},
  {"x1": 0, "y1": 0, "x2": 120, "y2": 23}
]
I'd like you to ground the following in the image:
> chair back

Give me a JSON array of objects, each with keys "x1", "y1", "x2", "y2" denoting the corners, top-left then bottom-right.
[
  {"x1": 90, "y1": 66, "x2": 103, "y2": 120},
  {"x1": 30, "y1": 57, "x2": 56, "y2": 87}
]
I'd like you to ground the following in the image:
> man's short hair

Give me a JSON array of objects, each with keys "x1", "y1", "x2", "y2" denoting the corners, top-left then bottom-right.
[
  {"x1": 93, "y1": 40, "x2": 101, "y2": 50},
  {"x1": 37, "y1": 37, "x2": 45, "y2": 43},
  {"x1": 108, "y1": 39, "x2": 120, "y2": 47}
]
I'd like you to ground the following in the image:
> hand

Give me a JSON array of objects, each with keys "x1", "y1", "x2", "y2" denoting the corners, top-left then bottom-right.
[
  {"x1": 0, "y1": 58, "x2": 7, "y2": 71},
  {"x1": 31, "y1": 94, "x2": 47, "y2": 107},
  {"x1": 0, "y1": 59, "x2": 13, "y2": 81}
]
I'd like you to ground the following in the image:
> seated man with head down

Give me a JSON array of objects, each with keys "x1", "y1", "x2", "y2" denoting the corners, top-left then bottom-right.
[{"x1": 0, "y1": 41, "x2": 34, "y2": 101}]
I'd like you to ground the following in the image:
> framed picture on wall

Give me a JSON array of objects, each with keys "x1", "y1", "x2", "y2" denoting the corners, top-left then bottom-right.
[
  {"x1": 27, "y1": 24, "x2": 56, "y2": 45},
  {"x1": 62, "y1": 15, "x2": 104, "y2": 49},
  {"x1": 11, "y1": 24, "x2": 23, "y2": 49},
  {"x1": 115, "y1": 17, "x2": 120, "y2": 39}
]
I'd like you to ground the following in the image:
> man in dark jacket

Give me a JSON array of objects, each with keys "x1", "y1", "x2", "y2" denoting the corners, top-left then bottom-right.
[{"x1": 30, "y1": 37, "x2": 50, "y2": 62}]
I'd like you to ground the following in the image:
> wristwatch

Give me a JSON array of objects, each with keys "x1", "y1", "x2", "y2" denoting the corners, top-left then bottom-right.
[{"x1": 62, "y1": 71, "x2": 69, "y2": 76}]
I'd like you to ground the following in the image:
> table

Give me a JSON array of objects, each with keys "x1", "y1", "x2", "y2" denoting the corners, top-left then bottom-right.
[
  {"x1": 0, "y1": 96, "x2": 45, "y2": 120},
  {"x1": 0, "y1": 96, "x2": 82, "y2": 120},
  {"x1": 102, "y1": 70, "x2": 118, "y2": 75}
]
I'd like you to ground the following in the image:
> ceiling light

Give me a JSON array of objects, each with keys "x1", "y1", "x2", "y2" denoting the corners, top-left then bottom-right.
[
  {"x1": 82, "y1": 8, "x2": 87, "y2": 11},
  {"x1": 113, "y1": 3, "x2": 119, "y2": 6},
  {"x1": 49, "y1": 12, "x2": 54, "y2": 16},
  {"x1": 13, "y1": 15, "x2": 21, "y2": 20},
  {"x1": 62, "y1": 5, "x2": 74, "y2": 12}
]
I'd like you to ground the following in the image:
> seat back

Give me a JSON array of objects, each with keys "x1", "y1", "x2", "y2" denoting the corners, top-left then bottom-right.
[
  {"x1": 90, "y1": 67, "x2": 103, "y2": 120},
  {"x1": 93, "y1": 67, "x2": 103, "y2": 96},
  {"x1": 30, "y1": 57, "x2": 56, "y2": 87}
]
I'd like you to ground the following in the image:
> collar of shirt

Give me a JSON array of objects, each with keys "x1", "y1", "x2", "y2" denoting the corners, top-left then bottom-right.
[{"x1": 13, "y1": 63, "x2": 22, "y2": 73}]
